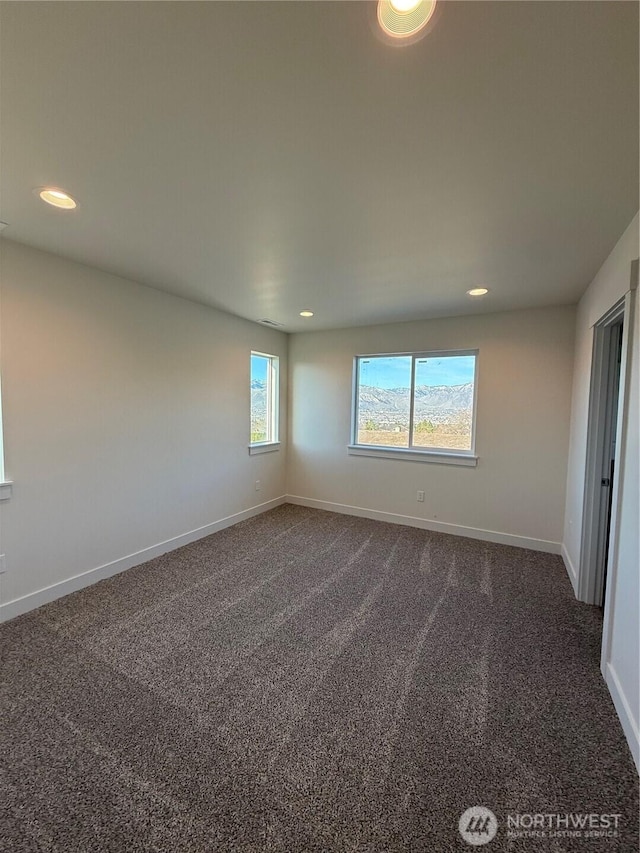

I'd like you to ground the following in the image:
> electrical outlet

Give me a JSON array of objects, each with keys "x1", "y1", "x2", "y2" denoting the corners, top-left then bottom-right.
[
  {"x1": 255, "y1": 480, "x2": 261, "y2": 491},
  {"x1": 0, "y1": 554, "x2": 6, "y2": 574},
  {"x1": 417, "y1": 490, "x2": 425, "y2": 502}
]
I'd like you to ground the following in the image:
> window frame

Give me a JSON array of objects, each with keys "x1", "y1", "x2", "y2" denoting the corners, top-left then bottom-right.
[
  {"x1": 249, "y1": 351, "x2": 280, "y2": 454},
  {"x1": 349, "y1": 348, "x2": 479, "y2": 466},
  {"x1": 0, "y1": 375, "x2": 11, "y2": 499}
]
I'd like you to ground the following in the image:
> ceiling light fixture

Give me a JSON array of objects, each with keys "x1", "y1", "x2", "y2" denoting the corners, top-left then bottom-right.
[
  {"x1": 37, "y1": 188, "x2": 77, "y2": 210},
  {"x1": 467, "y1": 287, "x2": 489, "y2": 297},
  {"x1": 299, "y1": 310, "x2": 314, "y2": 318},
  {"x1": 377, "y1": 0, "x2": 437, "y2": 43}
]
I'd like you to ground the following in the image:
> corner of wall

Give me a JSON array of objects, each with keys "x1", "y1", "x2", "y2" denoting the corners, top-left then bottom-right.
[
  {"x1": 561, "y1": 543, "x2": 579, "y2": 596},
  {"x1": 604, "y1": 662, "x2": 640, "y2": 774}
]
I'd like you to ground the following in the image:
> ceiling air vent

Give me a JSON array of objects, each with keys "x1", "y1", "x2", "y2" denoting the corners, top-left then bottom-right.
[{"x1": 259, "y1": 319, "x2": 284, "y2": 327}]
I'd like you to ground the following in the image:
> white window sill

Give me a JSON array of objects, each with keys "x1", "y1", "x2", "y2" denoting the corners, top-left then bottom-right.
[
  {"x1": 0, "y1": 480, "x2": 13, "y2": 500},
  {"x1": 248, "y1": 442, "x2": 281, "y2": 456},
  {"x1": 347, "y1": 445, "x2": 478, "y2": 467}
]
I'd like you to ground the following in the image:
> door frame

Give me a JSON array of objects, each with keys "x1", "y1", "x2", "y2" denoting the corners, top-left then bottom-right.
[
  {"x1": 578, "y1": 301, "x2": 625, "y2": 606},
  {"x1": 578, "y1": 261, "x2": 637, "y2": 674}
]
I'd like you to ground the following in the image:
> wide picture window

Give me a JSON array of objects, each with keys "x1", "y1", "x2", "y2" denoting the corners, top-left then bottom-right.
[{"x1": 352, "y1": 350, "x2": 478, "y2": 460}]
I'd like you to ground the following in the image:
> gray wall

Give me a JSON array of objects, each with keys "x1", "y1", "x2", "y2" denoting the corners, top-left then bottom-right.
[
  {"x1": 0, "y1": 241, "x2": 287, "y2": 616},
  {"x1": 287, "y1": 305, "x2": 576, "y2": 550},
  {"x1": 563, "y1": 212, "x2": 639, "y2": 770}
]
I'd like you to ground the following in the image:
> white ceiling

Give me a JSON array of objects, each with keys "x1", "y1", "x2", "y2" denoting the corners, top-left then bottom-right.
[{"x1": 1, "y1": 1, "x2": 638, "y2": 332}]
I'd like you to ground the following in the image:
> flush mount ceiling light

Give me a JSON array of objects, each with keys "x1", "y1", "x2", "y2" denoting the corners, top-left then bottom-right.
[
  {"x1": 377, "y1": 0, "x2": 437, "y2": 44},
  {"x1": 299, "y1": 310, "x2": 314, "y2": 318},
  {"x1": 467, "y1": 287, "x2": 489, "y2": 297},
  {"x1": 37, "y1": 188, "x2": 77, "y2": 210}
]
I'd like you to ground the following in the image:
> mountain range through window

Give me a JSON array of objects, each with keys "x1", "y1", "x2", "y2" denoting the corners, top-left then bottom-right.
[{"x1": 356, "y1": 353, "x2": 476, "y2": 451}]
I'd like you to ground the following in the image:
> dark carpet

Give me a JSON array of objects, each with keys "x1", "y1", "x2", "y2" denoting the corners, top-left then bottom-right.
[{"x1": 0, "y1": 505, "x2": 637, "y2": 852}]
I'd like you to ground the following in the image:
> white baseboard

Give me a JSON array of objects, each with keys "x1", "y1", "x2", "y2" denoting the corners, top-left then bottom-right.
[
  {"x1": 286, "y1": 495, "x2": 562, "y2": 554},
  {"x1": 561, "y1": 543, "x2": 579, "y2": 595},
  {"x1": 604, "y1": 661, "x2": 640, "y2": 774},
  {"x1": 0, "y1": 496, "x2": 287, "y2": 623}
]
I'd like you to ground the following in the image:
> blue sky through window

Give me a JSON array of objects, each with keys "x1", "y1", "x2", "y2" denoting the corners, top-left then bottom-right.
[
  {"x1": 251, "y1": 354, "x2": 268, "y2": 383},
  {"x1": 359, "y1": 354, "x2": 475, "y2": 389},
  {"x1": 415, "y1": 355, "x2": 475, "y2": 387}
]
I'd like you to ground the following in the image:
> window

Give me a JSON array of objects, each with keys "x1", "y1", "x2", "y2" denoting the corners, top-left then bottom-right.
[
  {"x1": 250, "y1": 351, "x2": 280, "y2": 452},
  {"x1": 350, "y1": 350, "x2": 478, "y2": 464},
  {"x1": 0, "y1": 375, "x2": 10, "y2": 499}
]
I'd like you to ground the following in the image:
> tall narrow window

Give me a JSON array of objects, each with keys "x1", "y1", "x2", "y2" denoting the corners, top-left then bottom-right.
[
  {"x1": 250, "y1": 352, "x2": 279, "y2": 446},
  {"x1": 353, "y1": 350, "x2": 478, "y2": 455},
  {"x1": 0, "y1": 377, "x2": 5, "y2": 482},
  {"x1": 0, "y1": 375, "x2": 10, "y2": 499},
  {"x1": 356, "y1": 355, "x2": 413, "y2": 448}
]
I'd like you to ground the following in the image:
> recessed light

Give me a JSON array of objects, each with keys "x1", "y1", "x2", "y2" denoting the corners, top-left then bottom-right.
[
  {"x1": 467, "y1": 287, "x2": 489, "y2": 297},
  {"x1": 38, "y1": 188, "x2": 77, "y2": 210},
  {"x1": 299, "y1": 310, "x2": 314, "y2": 318},
  {"x1": 390, "y1": 0, "x2": 421, "y2": 12},
  {"x1": 377, "y1": 0, "x2": 437, "y2": 42}
]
